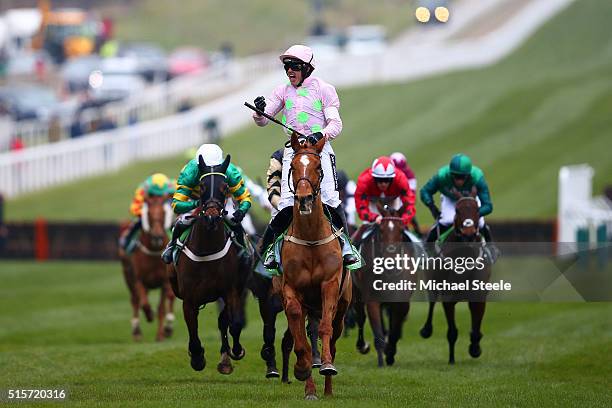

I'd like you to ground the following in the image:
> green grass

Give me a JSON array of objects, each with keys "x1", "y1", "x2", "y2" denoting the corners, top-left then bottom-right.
[
  {"x1": 110, "y1": 0, "x2": 412, "y2": 56},
  {"x1": 5, "y1": 0, "x2": 612, "y2": 222},
  {"x1": 0, "y1": 261, "x2": 610, "y2": 407}
]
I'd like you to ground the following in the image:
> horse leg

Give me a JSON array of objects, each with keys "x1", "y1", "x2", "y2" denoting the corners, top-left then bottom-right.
[
  {"x1": 354, "y1": 296, "x2": 370, "y2": 354},
  {"x1": 258, "y1": 296, "x2": 279, "y2": 378},
  {"x1": 384, "y1": 302, "x2": 410, "y2": 366},
  {"x1": 217, "y1": 301, "x2": 233, "y2": 375},
  {"x1": 442, "y1": 302, "x2": 458, "y2": 364},
  {"x1": 366, "y1": 301, "x2": 386, "y2": 367},
  {"x1": 468, "y1": 302, "x2": 486, "y2": 358},
  {"x1": 307, "y1": 317, "x2": 321, "y2": 368},
  {"x1": 183, "y1": 301, "x2": 205, "y2": 371},
  {"x1": 155, "y1": 286, "x2": 166, "y2": 342},
  {"x1": 420, "y1": 299, "x2": 435, "y2": 339},
  {"x1": 227, "y1": 289, "x2": 246, "y2": 361},
  {"x1": 318, "y1": 278, "x2": 340, "y2": 376},
  {"x1": 325, "y1": 284, "x2": 350, "y2": 397},
  {"x1": 135, "y1": 279, "x2": 153, "y2": 323},
  {"x1": 282, "y1": 284, "x2": 312, "y2": 383},
  {"x1": 123, "y1": 263, "x2": 142, "y2": 342},
  {"x1": 163, "y1": 283, "x2": 175, "y2": 338},
  {"x1": 281, "y1": 327, "x2": 294, "y2": 384}
]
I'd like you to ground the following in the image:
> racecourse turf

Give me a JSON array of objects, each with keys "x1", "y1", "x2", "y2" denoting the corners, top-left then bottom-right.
[
  {"x1": 0, "y1": 261, "x2": 610, "y2": 407},
  {"x1": 5, "y1": 0, "x2": 612, "y2": 222}
]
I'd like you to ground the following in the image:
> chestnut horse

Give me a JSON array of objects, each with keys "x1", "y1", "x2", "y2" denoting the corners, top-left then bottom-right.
[
  {"x1": 120, "y1": 194, "x2": 175, "y2": 341},
  {"x1": 352, "y1": 199, "x2": 415, "y2": 367},
  {"x1": 419, "y1": 196, "x2": 490, "y2": 364},
  {"x1": 280, "y1": 133, "x2": 352, "y2": 400},
  {"x1": 168, "y1": 154, "x2": 250, "y2": 375}
]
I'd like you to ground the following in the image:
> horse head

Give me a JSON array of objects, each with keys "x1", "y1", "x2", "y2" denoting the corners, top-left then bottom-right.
[
  {"x1": 197, "y1": 153, "x2": 231, "y2": 230},
  {"x1": 375, "y1": 197, "x2": 405, "y2": 244},
  {"x1": 141, "y1": 194, "x2": 172, "y2": 250},
  {"x1": 290, "y1": 132, "x2": 324, "y2": 215},
  {"x1": 453, "y1": 190, "x2": 480, "y2": 241}
]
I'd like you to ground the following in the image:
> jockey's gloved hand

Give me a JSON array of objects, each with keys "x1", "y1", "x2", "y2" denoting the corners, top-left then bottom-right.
[
  {"x1": 231, "y1": 209, "x2": 245, "y2": 224},
  {"x1": 254, "y1": 96, "x2": 266, "y2": 114},
  {"x1": 427, "y1": 203, "x2": 441, "y2": 220},
  {"x1": 306, "y1": 132, "x2": 324, "y2": 145}
]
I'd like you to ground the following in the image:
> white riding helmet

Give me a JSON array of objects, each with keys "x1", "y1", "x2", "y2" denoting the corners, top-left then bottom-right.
[
  {"x1": 195, "y1": 144, "x2": 224, "y2": 166},
  {"x1": 279, "y1": 44, "x2": 315, "y2": 68},
  {"x1": 371, "y1": 156, "x2": 396, "y2": 179}
]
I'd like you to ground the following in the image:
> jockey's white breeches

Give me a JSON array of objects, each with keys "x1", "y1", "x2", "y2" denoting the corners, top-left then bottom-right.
[{"x1": 439, "y1": 194, "x2": 485, "y2": 228}]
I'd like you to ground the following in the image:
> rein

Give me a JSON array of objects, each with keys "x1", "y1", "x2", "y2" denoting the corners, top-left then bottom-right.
[{"x1": 135, "y1": 240, "x2": 163, "y2": 256}]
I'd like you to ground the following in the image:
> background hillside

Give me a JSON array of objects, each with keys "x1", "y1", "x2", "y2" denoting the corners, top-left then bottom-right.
[{"x1": 5, "y1": 0, "x2": 612, "y2": 221}]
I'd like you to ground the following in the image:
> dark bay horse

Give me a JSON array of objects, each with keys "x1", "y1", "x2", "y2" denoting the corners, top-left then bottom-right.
[
  {"x1": 168, "y1": 154, "x2": 251, "y2": 375},
  {"x1": 279, "y1": 133, "x2": 352, "y2": 400},
  {"x1": 250, "y1": 269, "x2": 322, "y2": 382},
  {"x1": 352, "y1": 199, "x2": 414, "y2": 366},
  {"x1": 120, "y1": 194, "x2": 175, "y2": 341},
  {"x1": 419, "y1": 196, "x2": 490, "y2": 364}
]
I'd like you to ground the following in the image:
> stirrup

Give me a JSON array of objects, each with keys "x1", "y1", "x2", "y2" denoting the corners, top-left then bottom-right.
[
  {"x1": 343, "y1": 253, "x2": 358, "y2": 266},
  {"x1": 161, "y1": 245, "x2": 174, "y2": 264}
]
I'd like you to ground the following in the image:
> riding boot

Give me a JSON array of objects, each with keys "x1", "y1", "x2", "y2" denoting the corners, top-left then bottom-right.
[
  {"x1": 262, "y1": 206, "x2": 293, "y2": 269},
  {"x1": 481, "y1": 224, "x2": 493, "y2": 243},
  {"x1": 119, "y1": 219, "x2": 142, "y2": 251},
  {"x1": 161, "y1": 221, "x2": 188, "y2": 264},
  {"x1": 481, "y1": 224, "x2": 500, "y2": 263},
  {"x1": 329, "y1": 205, "x2": 358, "y2": 266}
]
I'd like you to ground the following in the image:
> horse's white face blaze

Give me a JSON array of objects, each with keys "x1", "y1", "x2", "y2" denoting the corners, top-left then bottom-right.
[
  {"x1": 294, "y1": 153, "x2": 319, "y2": 216},
  {"x1": 300, "y1": 154, "x2": 310, "y2": 168}
]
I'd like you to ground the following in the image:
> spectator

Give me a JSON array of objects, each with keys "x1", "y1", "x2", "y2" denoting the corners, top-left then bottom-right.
[{"x1": 10, "y1": 136, "x2": 24, "y2": 151}]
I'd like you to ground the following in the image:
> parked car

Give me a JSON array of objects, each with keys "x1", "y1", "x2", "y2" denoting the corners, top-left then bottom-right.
[
  {"x1": 168, "y1": 46, "x2": 207, "y2": 77},
  {"x1": 88, "y1": 72, "x2": 146, "y2": 105},
  {"x1": 0, "y1": 84, "x2": 60, "y2": 121},
  {"x1": 345, "y1": 25, "x2": 387, "y2": 56},
  {"x1": 60, "y1": 54, "x2": 102, "y2": 93},
  {"x1": 6, "y1": 50, "x2": 53, "y2": 78},
  {"x1": 117, "y1": 42, "x2": 169, "y2": 83}
]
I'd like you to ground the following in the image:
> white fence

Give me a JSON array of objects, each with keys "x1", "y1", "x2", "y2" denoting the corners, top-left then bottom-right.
[{"x1": 0, "y1": 110, "x2": 207, "y2": 198}]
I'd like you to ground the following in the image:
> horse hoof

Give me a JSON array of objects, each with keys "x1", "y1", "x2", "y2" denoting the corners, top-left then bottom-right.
[
  {"x1": 385, "y1": 354, "x2": 395, "y2": 366},
  {"x1": 282, "y1": 377, "x2": 291, "y2": 384},
  {"x1": 448, "y1": 358, "x2": 455, "y2": 365},
  {"x1": 294, "y1": 365, "x2": 311, "y2": 381},
  {"x1": 420, "y1": 325, "x2": 433, "y2": 339},
  {"x1": 304, "y1": 394, "x2": 318, "y2": 401},
  {"x1": 312, "y1": 356, "x2": 322, "y2": 368},
  {"x1": 469, "y1": 344, "x2": 482, "y2": 358},
  {"x1": 229, "y1": 347, "x2": 246, "y2": 361},
  {"x1": 319, "y1": 363, "x2": 338, "y2": 376},
  {"x1": 217, "y1": 362, "x2": 234, "y2": 375},
  {"x1": 163, "y1": 326, "x2": 173, "y2": 338},
  {"x1": 266, "y1": 368, "x2": 280, "y2": 379},
  {"x1": 189, "y1": 350, "x2": 206, "y2": 371},
  {"x1": 357, "y1": 342, "x2": 371, "y2": 355}
]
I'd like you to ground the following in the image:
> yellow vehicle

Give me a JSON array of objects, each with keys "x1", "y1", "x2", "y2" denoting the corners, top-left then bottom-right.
[{"x1": 33, "y1": 1, "x2": 97, "y2": 63}]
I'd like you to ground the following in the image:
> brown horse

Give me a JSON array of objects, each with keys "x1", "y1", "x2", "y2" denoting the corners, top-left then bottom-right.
[
  {"x1": 168, "y1": 154, "x2": 250, "y2": 375},
  {"x1": 352, "y1": 198, "x2": 415, "y2": 367},
  {"x1": 279, "y1": 133, "x2": 352, "y2": 400},
  {"x1": 419, "y1": 196, "x2": 490, "y2": 364},
  {"x1": 120, "y1": 195, "x2": 176, "y2": 341}
]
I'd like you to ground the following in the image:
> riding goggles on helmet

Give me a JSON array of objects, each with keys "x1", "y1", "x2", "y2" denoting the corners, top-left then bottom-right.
[
  {"x1": 283, "y1": 59, "x2": 305, "y2": 72},
  {"x1": 374, "y1": 177, "x2": 394, "y2": 184}
]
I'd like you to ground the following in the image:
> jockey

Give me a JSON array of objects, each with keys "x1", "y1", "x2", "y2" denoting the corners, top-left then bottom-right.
[
  {"x1": 353, "y1": 156, "x2": 416, "y2": 243},
  {"x1": 161, "y1": 144, "x2": 252, "y2": 264},
  {"x1": 252, "y1": 44, "x2": 357, "y2": 269},
  {"x1": 390, "y1": 152, "x2": 422, "y2": 237},
  {"x1": 119, "y1": 173, "x2": 174, "y2": 253},
  {"x1": 420, "y1": 153, "x2": 493, "y2": 242}
]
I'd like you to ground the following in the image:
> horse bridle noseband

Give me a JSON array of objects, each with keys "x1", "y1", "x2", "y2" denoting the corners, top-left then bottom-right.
[{"x1": 288, "y1": 150, "x2": 323, "y2": 198}]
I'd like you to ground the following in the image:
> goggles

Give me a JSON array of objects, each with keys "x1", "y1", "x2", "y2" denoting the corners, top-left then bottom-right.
[{"x1": 283, "y1": 59, "x2": 305, "y2": 72}]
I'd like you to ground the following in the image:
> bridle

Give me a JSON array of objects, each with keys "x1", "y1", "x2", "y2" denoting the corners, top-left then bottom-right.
[
  {"x1": 198, "y1": 171, "x2": 227, "y2": 215},
  {"x1": 288, "y1": 149, "x2": 323, "y2": 199}
]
